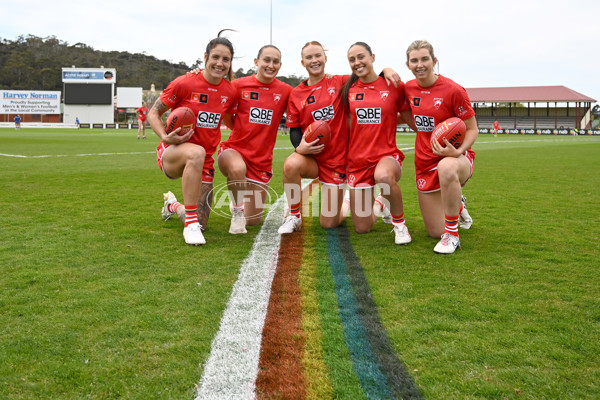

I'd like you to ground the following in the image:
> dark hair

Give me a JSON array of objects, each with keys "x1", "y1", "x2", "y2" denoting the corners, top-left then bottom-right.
[
  {"x1": 256, "y1": 44, "x2": 281, "y2": 59},
  {"x1": 341, "y1": 42, "x2": 373, "y2": 110},
  {"x1": 205, "y1": 29, "x2": 236, "y2": 81}
]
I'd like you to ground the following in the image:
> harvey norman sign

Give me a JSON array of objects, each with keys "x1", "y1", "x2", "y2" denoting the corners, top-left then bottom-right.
[{"x1": 1, "y1": 90, "x2": 61, "y2": 114}]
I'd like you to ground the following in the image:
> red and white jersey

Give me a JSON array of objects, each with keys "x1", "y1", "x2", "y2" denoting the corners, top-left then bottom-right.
[
  {"x1": 220, "y1": 75, "x2": 292, "y2": 170},
  {"x1": 136, "y1": 106, "x2": 148, "y2": 121},
  {"x1": 287, "y1": 74, "x2": 349, "y2": 168},
  {"x1": 160, "y1": 73, "x2": 235, "y2": 157},
  {"x1": 347, "y1": 76, "x2": 409, "y2": 170},
  {"x1": 404, "y1": 74, "x2": 476, "y2": 174}
]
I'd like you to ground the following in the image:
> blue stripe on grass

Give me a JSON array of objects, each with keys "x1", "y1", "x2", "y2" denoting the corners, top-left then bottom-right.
[
  {"x1": 338, "y1": 228, "x2": 423, "y2": 399},
  {"x1": 326, "y1": 227, "x2": 393, "y2": 400}
]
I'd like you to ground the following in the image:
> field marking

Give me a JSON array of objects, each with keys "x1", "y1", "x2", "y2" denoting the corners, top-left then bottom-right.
[
  {"x1": 0, "y1": 151, "x2": 155, "y2": 158},
  {"x1": 195, "y1": 179, "x2": 312, "y2": 400}
]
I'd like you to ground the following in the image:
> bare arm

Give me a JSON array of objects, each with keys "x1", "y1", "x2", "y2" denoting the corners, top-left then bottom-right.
[
  {"x1": 399, "y1": 109, "x2": 418, "y2": 132},
  {"x1": 148, "y1": 99, "x2": 193, "y2": 144},
  {"x1": 381, "y1": 67, "x2": 402, "y2": 88},
  {"x1": 222, "y1": 113, "x2": 235, "y2": 130}
]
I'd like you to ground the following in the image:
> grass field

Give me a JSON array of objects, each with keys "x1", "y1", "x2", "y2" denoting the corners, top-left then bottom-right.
[{"x1": 1, "y1": 128, "x2": 599, "y2": 399}]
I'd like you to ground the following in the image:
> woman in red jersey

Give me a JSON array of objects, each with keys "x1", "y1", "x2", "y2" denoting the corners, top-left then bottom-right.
[
  {"x1": 217, "y1": 45, "x2": 292, "y2": 234},
  {"x1": 148, "y1": 31, "x2": 237, "y2": 246},
  {"x1": 136, "y1": 101, "x2": 148, "y2": 139},
  {"x1": 278, "y1": 41, "x2": 403, "y2": 234},
  {"x1": 400, "y1": 40, "x2": 477, "y2": 254},
  {"x1": 340, "y1": 42, "x2": 413, "y2": 245}
]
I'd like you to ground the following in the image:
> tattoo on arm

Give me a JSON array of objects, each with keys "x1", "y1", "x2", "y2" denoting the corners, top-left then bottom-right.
[{"x1": 152, "y1": 99, "x2": 170, "y2": 115}]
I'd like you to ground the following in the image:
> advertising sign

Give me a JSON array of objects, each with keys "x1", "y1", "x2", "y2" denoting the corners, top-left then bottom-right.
[{"x1": 1, "y1": 90, "x2": 61, "y2": 114}]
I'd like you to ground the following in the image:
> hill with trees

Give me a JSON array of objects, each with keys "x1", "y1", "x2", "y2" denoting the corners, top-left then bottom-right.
[{"x1": 0, "y1": 35, "x2": 306, "y2": 92}]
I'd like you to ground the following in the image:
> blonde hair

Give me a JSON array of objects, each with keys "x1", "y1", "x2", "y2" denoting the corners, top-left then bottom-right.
[
  {"x1": 301, "y1": 41, "x2": 327, "y2": 57},
  {"x1": 405, "y1": 40, "x2": 435, "y2": 61}
]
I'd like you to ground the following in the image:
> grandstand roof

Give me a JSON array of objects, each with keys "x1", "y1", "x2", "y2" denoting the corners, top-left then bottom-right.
[{"x1": 465, "y1": 86, "x2": 596, "y2": 103}]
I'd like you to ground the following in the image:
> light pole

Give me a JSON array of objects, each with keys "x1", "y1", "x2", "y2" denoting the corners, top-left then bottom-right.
[{"x1": 270, "y1": 0, "x2": 272, "y2": 44}]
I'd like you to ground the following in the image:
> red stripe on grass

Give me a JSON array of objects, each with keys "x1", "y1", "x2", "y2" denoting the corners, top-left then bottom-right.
[
  {"x1": 256, "y1": 232, "x2": 306, "y2": 399},
  {"x1": 256, "y1": 181, "x2": 318, "y2": 398}
]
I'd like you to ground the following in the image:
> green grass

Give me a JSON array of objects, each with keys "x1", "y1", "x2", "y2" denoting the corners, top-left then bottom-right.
[{"x1": 1, "y1": 128, "x2": 599, "y2": 399}]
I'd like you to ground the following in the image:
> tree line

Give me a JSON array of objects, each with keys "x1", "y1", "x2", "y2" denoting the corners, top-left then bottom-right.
[{"x1": 0, "y1": 35, "x2": 306, "y2": 92}]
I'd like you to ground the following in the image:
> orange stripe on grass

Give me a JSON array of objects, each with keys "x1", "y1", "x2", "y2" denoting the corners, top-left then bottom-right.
[{"x1": 300, "y1": 183, "x2": 334, "y2": 399}]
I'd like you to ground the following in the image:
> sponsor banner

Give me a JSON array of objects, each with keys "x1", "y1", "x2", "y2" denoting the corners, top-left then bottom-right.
[
  {"x1": 80, "y1": 123, "x2": 91, "y2": 129},
  {"x1": 92, "y1": 123, "x2": 103, "y2": 128},
  {"x1": 396, "y1": 126, "x2": 600, "y2": 135},
  {"x1": 1, "y1": 90, "x2": 61, "y2": 114},
  {"x1": 105, "y1": 123, "x2": 116, "y2": 129},
  {"x1": 62, "y1": 68, "x2": 116, "y2": 83},
  {"x1": 478, "y1": 128, "x2": 600, "y2": 135},
  {"x1": 118, "y1": 123, "x2": 129, "y2": 129}
]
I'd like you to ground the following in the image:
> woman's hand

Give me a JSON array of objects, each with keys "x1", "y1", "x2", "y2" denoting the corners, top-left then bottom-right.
[
  {"x1": 162, "y1": 127, "x2": 194, "y2": 145},
  {"x1": 431, "y1": 137, "x2": 461, "y2": 157},
  {"x1": 295, "y1": 134, "x2": 325, "y2": 155}
]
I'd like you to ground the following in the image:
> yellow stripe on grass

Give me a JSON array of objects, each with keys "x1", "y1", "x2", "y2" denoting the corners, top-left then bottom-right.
[{"x1": 300, "y1": 183, "x2": 334, "y2": 400}]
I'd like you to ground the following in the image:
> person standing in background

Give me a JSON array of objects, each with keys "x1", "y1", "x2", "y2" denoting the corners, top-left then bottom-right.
[{"x1": 136, "y1": 101, "x2": 148, "y2": 139}]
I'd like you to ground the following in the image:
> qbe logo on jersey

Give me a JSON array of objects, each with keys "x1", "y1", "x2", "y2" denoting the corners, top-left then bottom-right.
[
  {"x1": 312, "y1": 105, "x2": 334, "y2": 121},
  {"x1": 356, "y1": 107, "x2": 381, "y2": 124},
  {"x1": 249, "y1": 107, "x2": 273, "y2": 125},
  {"x1": 197, "y1": 111, "x2": 221, "y2": 129},
  {"x1": 414, "y1": 115, "x2": 435, "y2": 132}
]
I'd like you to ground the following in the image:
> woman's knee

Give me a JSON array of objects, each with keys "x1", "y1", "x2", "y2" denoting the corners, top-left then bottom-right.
[
  {"x1": 437, "y1": 158, "x2": 460, "y2": 184},
  {"x1": 282, "y1": 153, "x2": 308, "y2": 178}
]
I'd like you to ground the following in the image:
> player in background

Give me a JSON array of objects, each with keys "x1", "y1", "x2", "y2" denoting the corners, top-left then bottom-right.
[
  {"x1": 75, "y1": 117, "x2": 80, "y2": 128},
  {"x1": 400, "y1": 40, "x2": 477, "y2": 254},
  {"x1": 14, "y1": 115, "x2": 21, "y2": 129},
  {"x1": 340, "y1": 42, "x2": 413, "y2": 245},
  {"x1": 492, "y1": 119, "x2": 500, "y2": 136},
  {"x1": 148, "y1": 30, "x2": 236, "y2": 245},
  {"x1": 218, "y1": 45, "x2": 292, "y2": 234},
  {"x1": 278, "y1": 41, "x2": 403, "y2": 234},
  {"x1": 136, "y1": 101, "x2": 148, "y2": 139}
]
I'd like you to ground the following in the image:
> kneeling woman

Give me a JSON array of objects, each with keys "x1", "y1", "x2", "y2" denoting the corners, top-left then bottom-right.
[
  {"x1": 218, "y1": 45, "x2": 292, "y2": 234},
  {"x1": 341, "y1": 42, "x2": 412, "y2": 245},
  {"x1": 149, "y1": 31, "x2": 236, "y2": 246},
  {"x1": 401, "y1": 39, "x2": 477, "y2": 254}
]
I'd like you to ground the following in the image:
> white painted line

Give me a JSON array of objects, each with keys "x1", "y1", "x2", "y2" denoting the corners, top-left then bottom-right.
[
  {"x1": 195, "y1": 180, "x2": 312, "y2": 400},
  {"x1": 0, "y1": 152, "x2": 155, "y2": 158},
  {"x1": 195, "y1": 198, "x2": 285, "y2": 399}
]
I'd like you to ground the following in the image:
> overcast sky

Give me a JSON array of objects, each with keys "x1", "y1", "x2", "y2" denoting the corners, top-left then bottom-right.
[{"x1": 2, "y1": 0, "x2": 599, "y2": 104}]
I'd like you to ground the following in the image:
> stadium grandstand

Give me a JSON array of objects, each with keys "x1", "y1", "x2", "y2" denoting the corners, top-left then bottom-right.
[{"x1": 466, "y1": 86, "x2": 596, "y2": 129}]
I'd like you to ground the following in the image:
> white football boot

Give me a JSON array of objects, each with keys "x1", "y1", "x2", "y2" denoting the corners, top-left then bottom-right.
[
  {"x1": 459, "y1": 195, "x2": 473, "y2": 229},
  {"x1": 278, "y1": 215, "x2": 302, "y2": 234},
  {"x1": 183, "y1": 222, "x2": 206, "y2": 245},
  {"x1": 393, "y1": 224, "x2": 412, "y2": 245},
  {"x1": 229, "y1": 209, "x2": 247, "y2": 234},
  {"x1": 162, "y1": 191, "x2": 177, "y2": 221},
  {"x1": 433, "y1": 233, "x2": 460, "y2": 254}
]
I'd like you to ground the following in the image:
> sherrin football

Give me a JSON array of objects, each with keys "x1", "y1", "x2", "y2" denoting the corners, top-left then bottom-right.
[
  {"x1": 165, "y1": 107, "x2": 196, "y2": 135},
  {"x1": 304, "y1": 120, "x2": 331, "y2": 145},
  {"x1": 431, "y1": 117, "x2": 466, "y2": 149}
]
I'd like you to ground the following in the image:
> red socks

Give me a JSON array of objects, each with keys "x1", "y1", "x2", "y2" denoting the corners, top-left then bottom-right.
[
  {"x1": 445, "y1": 214, "x2": 459, "y2": 237},
  {"x1": 184, "y1": 205, "x2": 198, "y2": 227}
]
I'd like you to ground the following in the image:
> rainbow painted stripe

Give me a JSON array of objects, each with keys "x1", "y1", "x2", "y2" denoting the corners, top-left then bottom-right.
[{"x1": 198, "y1": 181, "x2": 421, "y2": 399}]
